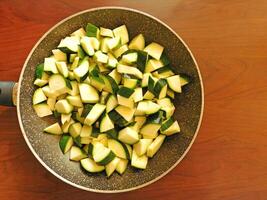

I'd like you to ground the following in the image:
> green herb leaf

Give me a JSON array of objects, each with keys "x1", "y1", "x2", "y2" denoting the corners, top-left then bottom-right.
[
  {"x1": 86, "y1": 23, "x2": 98, "y2": 37},
  {"x1": 35, "y1": 63, "x2": 44, "y2": 79}
]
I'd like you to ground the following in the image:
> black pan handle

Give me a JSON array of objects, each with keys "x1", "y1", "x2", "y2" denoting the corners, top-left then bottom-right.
[{"x1": 0, "y1": 81, "x2": 17, "y2": 106}]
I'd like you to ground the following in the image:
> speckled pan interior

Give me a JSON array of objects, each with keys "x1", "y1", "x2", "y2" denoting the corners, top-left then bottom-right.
[{"x1": 18, "y1": 7, "x2": 203, "y2": 192}]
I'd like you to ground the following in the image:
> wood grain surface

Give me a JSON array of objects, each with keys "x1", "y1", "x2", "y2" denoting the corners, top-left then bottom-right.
[{"x1": 0, "y1": 0, "x2": 267, "y2": 199}]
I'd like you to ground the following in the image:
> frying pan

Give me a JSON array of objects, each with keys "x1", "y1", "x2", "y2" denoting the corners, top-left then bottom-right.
[{"x1": 0, "y1": 7, "x2": 204, "y2": 192}]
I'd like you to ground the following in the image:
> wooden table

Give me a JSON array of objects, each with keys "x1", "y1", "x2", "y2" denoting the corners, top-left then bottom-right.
[{"x1": 0, "y1": 0, "x2": 266, "y2": 199}]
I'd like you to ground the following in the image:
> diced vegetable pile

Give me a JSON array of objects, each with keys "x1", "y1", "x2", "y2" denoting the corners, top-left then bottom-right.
[{"x1": 32, "y1": 23, "x2": 190, "y2": 177}]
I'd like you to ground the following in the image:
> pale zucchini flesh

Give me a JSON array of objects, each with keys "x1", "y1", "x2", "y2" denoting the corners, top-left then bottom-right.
[
  {"x1": 81, "y1": 158, "x2": 105, "y2": 173},
  {"x1": 44, "y1": 122, "x2": 63, "y2": 135},
  {"x1": 147, "y1": 135, "x2": 166, "y2": 158}
]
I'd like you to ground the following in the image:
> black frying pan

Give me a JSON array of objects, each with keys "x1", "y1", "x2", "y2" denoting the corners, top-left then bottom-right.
[{"x1": 0, "y1": 7, "x2": 204, "y2": 193}]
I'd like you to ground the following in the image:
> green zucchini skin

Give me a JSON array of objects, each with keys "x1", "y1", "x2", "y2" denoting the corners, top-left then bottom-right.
[{"x1": 117, "y1": 87, "x2": 135, "y2": 98}]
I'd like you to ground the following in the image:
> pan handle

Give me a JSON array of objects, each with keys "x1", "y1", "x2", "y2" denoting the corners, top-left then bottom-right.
[{"x1": 0, "y1": 81, "x2": 17, "y2": 106}]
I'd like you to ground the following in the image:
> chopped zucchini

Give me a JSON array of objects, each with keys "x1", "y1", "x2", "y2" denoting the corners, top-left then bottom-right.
[
  {"x1": 80, "y1": 158, "x2": 105, "y2": 173},
  {"x1": 106, "y1": 95, "x2": 118, "y2": 113},
  {"x1": 99, "y1": 74, "x2": 118, "y2": 94},
  {"x1": 88, "y1": 37, "x2": 100, "y2": 50},
  {"x1": 145, "y1": 59, "x2": 164, "y2": 73},
  {"x1": 68, "y1": 71, "x2": 76, "y2": 80},
  {"x1": 84, "y1": 104, "x2": 106, "y2": 126},
  {"x1": 44, "y1": 122, "x2": 63, "y2": 135},
  {"x1": 115, "y1": 105, "x2": 135, "y2": 121},
  {"x1": 133, "y1": 139, "x2": 153, "y2": 156},
  {"x1": 141, "y1": 73, "x2": 150, "y2": 87},
  {"x1": 55, "y1": 99, "x2": 73, "y2": 114},
  {"x1": 106, "y1": 129, "x2": 118, "y2": 139},
  {"x1": 180, "y1": 74, "x2": 190, "y2": 86},
  {"x1": 136, "y1": 51, "x2": 148, "y2": 72},
  {"x1": 44, "y1": 57, "x2": 58, "y2": 74},
  {"x1": 95, "y1": 134, "x2": 109, "y2": 147},
  {"x1": 161, "y1": 121, "x2": 180, "y2": 136},
  {"x1": 78, "y1": 83, "x2": 99, "y2": 103},
  {"x1": 66, "y1": 95, "x2": 83, "y2": 107},
  {"x1": 121, "y1": 52, "x2": 138, "y2": 64},
  {"x1": 90, "y1": 76, "x2": 105, "y2": 92},
  {"x1": 116, "y1": 158, "x2": 128, "y2": 174},
  {"x1": 49, "y1": 74, "x2": 68, "y2": 95},
  {"x1": 154, "y1": 79, "x2": 168, "y2": 99},
  {"x1": 61, "y1": 113, "x2": 72, "y2": 124},
  {"x1": 154, "y1": 69, "x2": 174, "y2": 79},
  {"x1": 117, "y1": 64, "x2": 143, "y2": 79},
  {"x1": 100, "y1": 37, "x2": 110, "y2": 53},
  {"x1": 62, "y1": 118, "x2": 75, "y2": 133},
  {"x1": 73, "y1": 57, "x2": 89, "y2": 79},
  {"x1": 117, "y1": 94, "x2": 134, "y2": 108},
  {"x1": 67, "y1": 81, "x2": 79, "y2": 96},
  {"x1": 123, "y1": 78, "x2": 139, "y2": 89},
  {"x1": 56, "y1": 61, "x2": 69, "y2": 78},
  {"x1": 118, "y1": 127, "x2": 139, "y2": 145},
  {"x1": 160, "y1": 117, "x2": 174, "y2": 132},
  {"x1": 108, "y1": 69, "x2": 121, "y2": 84},
  {"x1": 92, "y1": 142, "x2": 115, "y2": 165},
  {"x1": 107, "y1": 36, "x2": 121, "y2": 50},
  {"x1": 113, "y1": 25, "x2": 129, "y2": 45},
  {"x1": 113, "y1": 44, "x2": 129, "y2": 58},
  {"x1": 100, "y1": 91, "x2": 110, "y2": 104},
  {"x1": 70, "y1": 146, "x2": 87, "y2": 161},
  {"x1": 157, "y1": 97, "x2": 174, "y2": 108},
  {"x1": 34, "y1": 79, "x2": 48, "y2": 87},
  {"x1": 107, "y1": 53, "x2": 118, "y2": 68},
  {"x1": 94, "y1": 50, "x2": 108, "y2": 63},
  {"x1": 166, "y1": 89, "x2": 175, "y2": 99},
  {"x1": 52, "y1": 49, "x2": 67, "y2": 62},
  {"x1": 33, "y1": 103, "x2": 52, "y2": 117},
  {"x1": 129, "y1": 34, "x2": 145, "y2": 50},
  {"x1": 133, "y1": 88, "x2": 143, "y2": 102},
  {"x1": 143, "y1": 90, "x2": 155, "y2": 100},
  {"x1": 117, "y1": 87, "x2": 135, "y2": 98},
  {"x1": 132, "y1": 116, "x2": 146, "y2": 131},
  {"x1": 131, "y1": 149, "x2": 148, "y2": 169},
  {"x1": 166, "y1": 75, "x2": 182, "y2": 93},
  {"x1": 100, "y1": 114, "x2": 114, "y2": 132},
  {"x1": 80, "y1": 36, "x2": 95, "y2": 56},
  {"x1": 58, "y1": 36, "x2": 79, "y2": 53},
  {"x1": 144, "y1": 42, "x2": 164, "y2": 60},
  {"x1": 47, "y1": 97, "x2": 56, "y2": 111},
  {"x1": 135, "y1": 101, "x2": 161, "y2": 115},
  {"x1": 69, "y1": 122, "x2": 82, "y2": 138},
  {"x1": 100, "y1": 27, "x2": 113, "y2": 37},
  {"x1": 80, "y1": 125, "x2": 92, "y2": 138},
  {"x1": 140, "y1": 112, "x2": 163, "y2": 139},
  {"x1": 147, "y1": 134, "x2": 166, "y2": 157},
  {"x1": 59, "y1": 135, "x2": 73, "y2": 154},
  {"x1": 106, "y1": 157, "x2": 120, "y2": 177},
  {"x1": 157, "y1": 98, "x2": 175, "y2": 118},
  {"x1": 81, "y1": 137, "x2": 91, "y2": 144},
  {"x1": 69, "y1": 54, "x2": 77, "y2": 63},
  {"x1": 71, "y1": 28, "x2": 86, "y2": 38},
  {"x1": 140, "y1": 124, "x2": 160, "y2": 139},
  {"x1": 108, "y1": 139, "x2": 130, "y2": 160},
  {"x1": 33, "y1": 88, "x2": 47, "y2": 105}
]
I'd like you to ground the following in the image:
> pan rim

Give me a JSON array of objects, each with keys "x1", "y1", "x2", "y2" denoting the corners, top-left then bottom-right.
[{"x1": 17, "y1": 6, "x2": 204, "y2": 193}]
